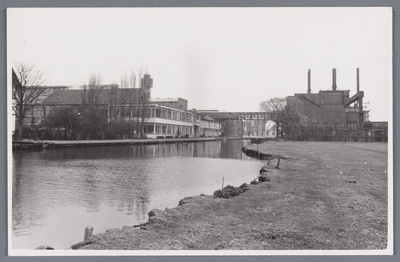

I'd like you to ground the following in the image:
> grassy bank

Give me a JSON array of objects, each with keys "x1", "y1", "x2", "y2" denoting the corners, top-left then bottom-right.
[{"x1": 74, "y1": 141, "x2": 388, "y2": 250}]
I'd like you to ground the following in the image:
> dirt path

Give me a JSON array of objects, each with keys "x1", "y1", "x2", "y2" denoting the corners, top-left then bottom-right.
[{"x1": 74, "y1": 141, "x2": 388, "y2": 250}]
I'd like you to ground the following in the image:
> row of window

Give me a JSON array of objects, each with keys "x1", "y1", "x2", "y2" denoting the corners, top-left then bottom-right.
[
  {"x1": 37, "y1": 105, "x2": 219, "y2": 127},
  {"x1": 200, "y1": 121, "x2": 220, "y2": 129},
  {"x1": 238, "y1": 114, "x2": 268, "y2": 120},
  {"x1": 141, "y1": 123, "x2": 193, "y2": 135},
  {"x1": 110, "y1": 106, "x2": 196, "y2": 122},
  {"x1": 154, "y1": 107, "x2": 195, "y2": 122},
  {"x1": 39, "y1": 105, "x2": 197, "y2": 123}
]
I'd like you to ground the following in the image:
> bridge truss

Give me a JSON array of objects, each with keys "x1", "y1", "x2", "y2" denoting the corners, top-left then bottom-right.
[{"x1": 198, "y1": 111, "x2": 278, "y2": 122}]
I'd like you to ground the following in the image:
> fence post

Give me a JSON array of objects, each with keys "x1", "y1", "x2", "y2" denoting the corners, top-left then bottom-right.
[{"x1": 84, "y1": 226, "x2": 93, "y2": 241}]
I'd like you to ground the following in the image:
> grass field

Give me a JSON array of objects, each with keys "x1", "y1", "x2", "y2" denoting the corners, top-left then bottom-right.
[{"x1": 76, "y1": 141, "x2": 389, "y2": 250}]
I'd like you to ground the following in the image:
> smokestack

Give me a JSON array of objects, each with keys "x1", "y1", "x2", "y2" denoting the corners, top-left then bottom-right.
[
  {"x1": 357, "y1": 68, "x2": 360, "y2": 93},
  {"x1": 308, "y1": 69, "x2": 311, "y2": 94},
  {"x1": 332, "y1": 68, "x2": 337, "y2": 91}
]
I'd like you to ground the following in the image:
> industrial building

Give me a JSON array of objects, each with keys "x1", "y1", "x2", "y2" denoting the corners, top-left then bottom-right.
[
  {"x1": 285, "y1": 68, "x2": 387, "y2": 141},
  {"x1": 286, "y1": 68, "x2": 368, "y2": 128}
]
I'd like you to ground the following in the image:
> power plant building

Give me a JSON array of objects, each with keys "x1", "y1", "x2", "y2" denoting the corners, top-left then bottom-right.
[{"x1": 286, "y1": 68, "x2": 368, "y2": 128}]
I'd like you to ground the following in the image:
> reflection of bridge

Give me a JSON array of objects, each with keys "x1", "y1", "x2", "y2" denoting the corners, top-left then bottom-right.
[{"x1": 198, "y1": 111, "x2": 278, "y2": 138}]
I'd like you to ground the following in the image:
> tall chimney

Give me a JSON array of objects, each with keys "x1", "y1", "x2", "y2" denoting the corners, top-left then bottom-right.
[
  {"x1": 356, "y1": 68, "x2": 360, "y2": 93},
  {"x1": 308, "y1": 69, "x2": 311, "y2": 94},
  {"x1": 332, "y1": 68, "x2": 337, "y2": 91}
]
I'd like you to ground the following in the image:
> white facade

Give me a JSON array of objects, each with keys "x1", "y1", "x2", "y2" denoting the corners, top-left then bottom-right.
[{"x1": 140, "y1": 104, "x2": 196, "y2": 138}]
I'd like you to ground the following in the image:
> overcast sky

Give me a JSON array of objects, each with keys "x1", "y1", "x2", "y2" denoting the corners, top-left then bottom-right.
[{"x1": 8, "y1": 7, "x2": 392, "y2": 121}]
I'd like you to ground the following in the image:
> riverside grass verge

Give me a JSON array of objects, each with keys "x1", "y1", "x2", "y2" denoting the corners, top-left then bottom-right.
[{"x1": 71, "y1": 141, "x2": 388, "y2": 250}]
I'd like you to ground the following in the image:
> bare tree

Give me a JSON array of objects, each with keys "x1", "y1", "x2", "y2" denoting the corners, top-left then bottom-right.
[
  {"x1": 259, "y1": 97, "x2": 304, "y2": 137},
  {"x1": 120, "y1": 72, "x2": 129, "y2": 89},
  {"x1": 127, "y1": 71, "x2": 137, "y2": 137},
  {"x1": 12, "y1": 63, "x2": 46, "y2": 139},
  {"x1": 79, "y1": 73, "x2": 110, "y2": 139},
  {"x1": 138, "y1": 70, "x2": 152, "y2": 137},
  {"x1": 119, "y1": 71, "x2": 138, "y2": 138},
  {"x1": 84, "y1": 73, "x2": 103, "y2": 105},
  {"x1": 48, "y1": 107, "x2": 81, "y2": 140},
  {"x1": 129, "y1": 69, "x2": 136, "y2": 89},
  {"x1": 107, "y1": 82, "x2": 119, "y2": 120},
  {"x1": 106, "y1": 71, "x2": 139, "y2": 138},
  {"x1": 260, "y1": 97, "x2": 287, "y2": 113}
]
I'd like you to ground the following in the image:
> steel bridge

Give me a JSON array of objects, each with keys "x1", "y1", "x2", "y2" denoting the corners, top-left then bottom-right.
[
  {"x1": 198, "y1": 111, "x2": 279, "y2": 121},
  {"x1": 198, "y1": 111, "x2": 279, "y2": 138}
]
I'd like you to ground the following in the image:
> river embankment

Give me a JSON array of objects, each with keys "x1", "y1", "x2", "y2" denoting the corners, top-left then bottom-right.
[
  {"x1": 12, "y1": 137, "x2": 222, "y2": 150},
  {"x1": 72, "y1": 141, "x2": 388, "y2": 250}
]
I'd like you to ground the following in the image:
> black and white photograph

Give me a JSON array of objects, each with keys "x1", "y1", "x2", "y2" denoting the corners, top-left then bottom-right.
[{"x1": 7, "y1": 7, "x2": 392, "y2": 256}]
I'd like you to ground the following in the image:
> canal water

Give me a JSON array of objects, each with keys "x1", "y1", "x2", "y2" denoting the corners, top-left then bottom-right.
[{"x1": 12, "y1": 140, "x2": 262, "y2": 249}]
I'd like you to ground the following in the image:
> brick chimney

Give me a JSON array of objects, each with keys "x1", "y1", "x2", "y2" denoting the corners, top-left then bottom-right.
[
  {"x1": 332, "y1": 68, "x2": 337, "y2": 91},
  {"x1": 357, "y1": 68, "x2": 360, "y2": 93}
]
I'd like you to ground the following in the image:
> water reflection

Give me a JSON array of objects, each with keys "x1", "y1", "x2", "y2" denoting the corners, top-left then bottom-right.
[
  {"x1": 12, "y1": 140, "x2": 257, "y2": 249},
  {"x1": 22, "y1": 140, "x2": 251, "y2": 160}
]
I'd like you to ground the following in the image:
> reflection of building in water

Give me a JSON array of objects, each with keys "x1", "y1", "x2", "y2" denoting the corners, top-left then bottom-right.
[
  {"x1": 220, "y1": 140, "x2": 250, "y2": 159},
  {"x1": 192, "y1": 141, "x2": 221, "y2": 158},
  {"x1": 111, "y1": 140, "x2": 249, "y2": 160},
  {"x1": 148, "y1": 141, "x2": 223, "y2": 158}
]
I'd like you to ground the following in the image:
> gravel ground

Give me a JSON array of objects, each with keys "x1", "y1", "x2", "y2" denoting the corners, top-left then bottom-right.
[{"x1": 74, "y1": 141, "x2": 388, "y2": 250}]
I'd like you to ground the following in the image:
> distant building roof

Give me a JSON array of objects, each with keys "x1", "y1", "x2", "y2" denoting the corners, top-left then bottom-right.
[
  {"x1": 41, "y1": 88, "x2": 140, "y2": 105},
  {"x1": 197, "y1": 110, "x2": 220, "y2": 113},
  {"x1": 42, "y1": 90, "x2": 85, "y2": 105},
  {"x1": 150, "y1": 97, "x2": 187, "y2": 102},
  {"x1": 43, "y1": 86, "x2": 71, "y2": 90}
]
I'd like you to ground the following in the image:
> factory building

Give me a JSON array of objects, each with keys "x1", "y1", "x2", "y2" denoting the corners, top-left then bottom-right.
[{"x1": 286, "y1": 68, "x2": 368, "y2": 128}]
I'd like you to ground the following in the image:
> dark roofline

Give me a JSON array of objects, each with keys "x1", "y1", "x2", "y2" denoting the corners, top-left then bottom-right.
[
  {"x1": 369, "y1": 121, "x2": 388, "y2": 124},
  {"x1": 319, "y1": 90, "x2": 349, "y2": 93},
  {"x1": 43, "y1": 86, "x2": 70, "y2": 88},
  {"x1": 297, "y1": 95, "x2": 321, "y2": 107}
]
